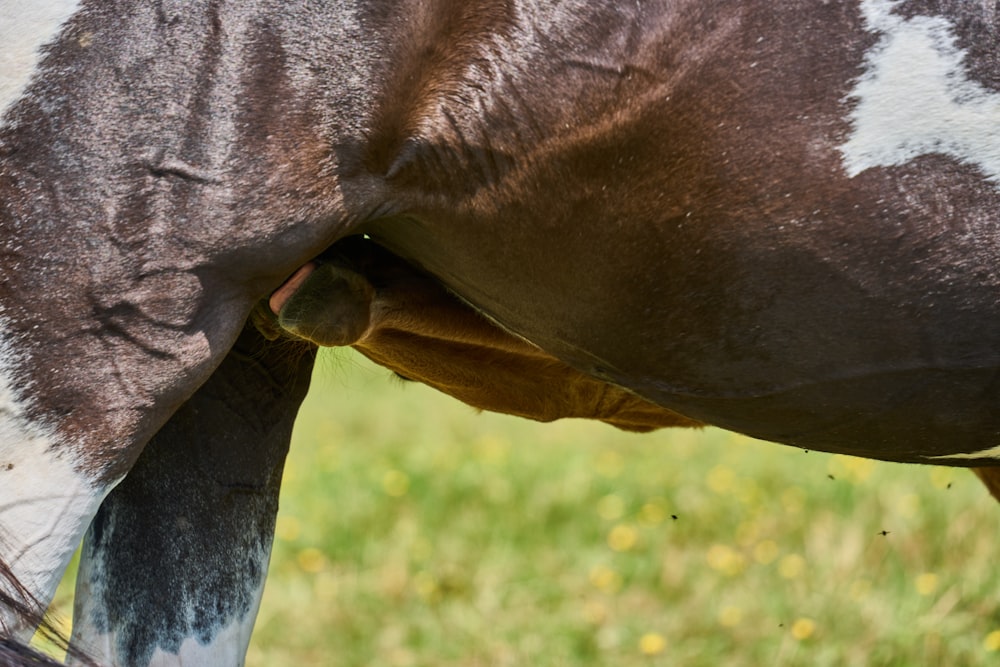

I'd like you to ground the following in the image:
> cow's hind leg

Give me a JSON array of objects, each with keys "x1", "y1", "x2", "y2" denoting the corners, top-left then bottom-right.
[{"x1": 69, "y1": 326, "x2": 315, "y2": 666}]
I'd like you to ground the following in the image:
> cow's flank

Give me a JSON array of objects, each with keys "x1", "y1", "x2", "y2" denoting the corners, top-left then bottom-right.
[{"x1": 2, "y1": 1, "x2": 1000, "y2": 665}]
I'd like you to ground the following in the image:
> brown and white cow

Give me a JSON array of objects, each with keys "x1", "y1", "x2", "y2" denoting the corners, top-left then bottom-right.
[{"x1": 3, "y1": 0, "x2": 1000, "y2": 665}]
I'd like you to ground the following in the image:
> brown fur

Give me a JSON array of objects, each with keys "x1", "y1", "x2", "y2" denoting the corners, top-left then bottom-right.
[
  {"x1": 267, "y1": 238, "x2": 701, "y2": 432},
  {"x1": 270, "y1": 241, "x2": 1000, "y2": 504},
  {"x1": 6, "y1": 1, "x2": 1000, "y2": 660}
]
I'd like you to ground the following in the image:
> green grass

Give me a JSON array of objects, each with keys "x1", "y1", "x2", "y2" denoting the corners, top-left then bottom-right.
[{"x1": 46, "y1": 349, "x2": 1000, "y2": 665}]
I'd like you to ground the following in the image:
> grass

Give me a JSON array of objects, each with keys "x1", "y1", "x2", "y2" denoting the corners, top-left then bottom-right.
[{"x1": 44, "y1": 349, "x2": 1000, "y2": 665}]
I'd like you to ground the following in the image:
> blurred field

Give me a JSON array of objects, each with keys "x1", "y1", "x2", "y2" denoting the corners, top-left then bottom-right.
[{"x1": 45, "y1": 349, "x2": 1000, "y2": 665}]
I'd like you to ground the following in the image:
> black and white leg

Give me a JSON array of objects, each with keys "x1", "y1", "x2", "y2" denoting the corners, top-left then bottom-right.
[{"x1": 69, "y1": 327, "x2": 315, "y2": 666}]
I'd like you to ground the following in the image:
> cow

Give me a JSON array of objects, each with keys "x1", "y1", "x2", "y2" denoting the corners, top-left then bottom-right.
[{"x1": 3, "y1": 0, "x2": 1000, "y2": 664}]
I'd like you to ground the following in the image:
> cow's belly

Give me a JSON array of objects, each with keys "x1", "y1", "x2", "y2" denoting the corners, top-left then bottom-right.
[
  {"x1": 600, "y1": 305, "x2": 1000, "y2": 466},
  {"x1": 586, "y1": 295, "x2": 1000, "y2": 466},
  {"x1": 368, "y1": 214, "x2": 1000, "y2": 467},
  {"x1": 344, "y1": 0, "x2": 1000, "y2": 467},
  {"x1": 636, "y1": 364, "x2": 1000, "y2": 466}
]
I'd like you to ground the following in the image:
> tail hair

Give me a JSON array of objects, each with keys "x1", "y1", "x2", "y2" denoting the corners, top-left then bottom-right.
[
  {"x1": 0, "y1": 560, "x2": 97, "y2": 667},
  {"x1": 0, "y1": 638, "x2": 69, "y2": 667}
]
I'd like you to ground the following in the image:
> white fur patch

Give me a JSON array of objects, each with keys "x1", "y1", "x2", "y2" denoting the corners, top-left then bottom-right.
[
  {"x1": 0, "y1": 0, "x2": 82, "y2": 120},
  {"x1": 0, "y1": 329, "x2": 105, "y2": 637},
  {"x1": 840, "y1": 0, "x2": 1000, "y2": 181},
  {"x1": 71, "y1": 579, "x2": 266, "y2": 667},
  {"x1": 145, "y1": 609, "x2": 261, "y2": 667}
]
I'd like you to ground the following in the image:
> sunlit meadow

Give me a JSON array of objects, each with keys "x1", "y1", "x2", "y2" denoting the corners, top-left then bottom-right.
[{"x1": 43, "y1": 350, "x2": 1000, "y2": 665}]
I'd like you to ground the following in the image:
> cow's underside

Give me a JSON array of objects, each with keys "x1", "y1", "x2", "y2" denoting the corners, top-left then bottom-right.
[
  {"x1": 268, "y1": 234, "x2": 1000, "y2": 467},
  {"x1": 2, "y1": 0, "x2": 1000, "y2": 665}
]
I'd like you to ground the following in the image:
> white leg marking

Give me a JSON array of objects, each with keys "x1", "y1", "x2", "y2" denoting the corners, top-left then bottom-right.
[
  {"x1": 145, "y1": 610, "x2": 261, "y2": 667},
  {"x1": 0, "y1": 0, "x2": 83, "y2": 120},
  {"x1": 0, "y1": 330, "x2": 109, "y2": 636},
  {"x1": 70, "y1": 577, "x2": 267, "y2": 667},
  {"x1": 926, "y1": 444, "x2": 1000, "y2": 461},
  {"x1": 840, "y1": 0, "x2": 1000, "y2": 182}
]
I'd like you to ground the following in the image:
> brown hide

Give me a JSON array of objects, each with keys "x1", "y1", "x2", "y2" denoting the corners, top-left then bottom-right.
[
  {"x1": 263, "y1": 253, "x2": 1000, "y2": 501},
  {"x1": 261, "y1": 239, "x2": 700, "y2": 433}
]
